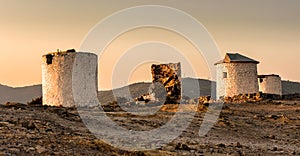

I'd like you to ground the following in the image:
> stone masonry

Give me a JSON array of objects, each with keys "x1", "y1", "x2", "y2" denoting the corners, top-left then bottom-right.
[
  {"x1": 42, "y1": 50, "x2": 98, "y2": 107},
  {"x1": 215, "y1": 53, "x2": 259, "y2": 99},
  {"x1": 151, "y1": 63, "x2": 181, "y2": 104},
  {"x1": 258, "y1": 74, "x2": 282, "y2": 95}
]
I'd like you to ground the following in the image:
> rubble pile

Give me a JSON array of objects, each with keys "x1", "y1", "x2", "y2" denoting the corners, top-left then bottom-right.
[
  {"x1": 221, "y1": 92, "x2": 287, "y2": 103},
  {"x1": 134, "y1": 93, "x2": 156, "y2": 104},
  {"x1": 198, "y1": 96, "x2": 212, "y2": 104},
  {"x1": 222, "y1": 93, "x2": 262, "y2": 103},
  {"x1": 282, "y1": 93, "x2": 300, "y2": 100}
]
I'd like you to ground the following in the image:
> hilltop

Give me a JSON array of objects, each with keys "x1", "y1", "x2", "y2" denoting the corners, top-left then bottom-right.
[
  {"x1": 0, "y1": 84, "x2": 42, "y2": 104},
  {"x1": 282, "y1": 80, "x2": 300, "y2": 94}
]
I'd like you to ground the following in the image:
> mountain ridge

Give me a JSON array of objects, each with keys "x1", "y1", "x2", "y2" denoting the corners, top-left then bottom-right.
[
  {"x1": 1, "y1": 78, "x2": 300, "y2": 104},
  {"x1": 0, "y1": 84, "x2": 42, "y2": 104}
]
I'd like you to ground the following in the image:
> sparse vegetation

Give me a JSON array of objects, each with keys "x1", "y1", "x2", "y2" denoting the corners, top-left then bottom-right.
[{"x1": 27, "y1": 96, "x2": 42, "y2": 105}]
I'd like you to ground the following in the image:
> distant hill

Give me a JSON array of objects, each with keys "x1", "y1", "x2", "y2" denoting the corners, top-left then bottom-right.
[
  {"x1": 0, "y1": 84, "x2": 42, "y2": 104},
  {"x1": 181, "y1": 77, "x2": 216, "y2": 98},
  {"x1": 98, "y1": 82, "x2": 151, "y2": 104},
  {"x1": 282, "y1": 80, "x2": 300, "y2": 95},
  {"x1": 98, "y1": 78, "x2": 216, "y2": 104},
  {"x1": 1, "y1": 79, "x2": 300, "y2": 105}
]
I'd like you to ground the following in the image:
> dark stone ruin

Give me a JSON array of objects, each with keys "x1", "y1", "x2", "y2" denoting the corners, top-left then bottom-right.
[{"x1": 151, "y1": 63, "x2": 181, "y2": 104}]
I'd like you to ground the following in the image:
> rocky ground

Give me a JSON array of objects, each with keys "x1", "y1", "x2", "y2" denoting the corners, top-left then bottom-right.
[{"x1": 0, "y1": 100, "x2": 300, "y2": 155}]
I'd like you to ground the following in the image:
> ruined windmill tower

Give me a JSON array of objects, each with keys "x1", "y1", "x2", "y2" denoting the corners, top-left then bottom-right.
[
  {"x1": 151, "y1": 63, "x2": 181, "y2": 104},
  {"x1": 42, "y1": 49, "x2": 98, "y2": 107},
  {"x1": 215, "y1": 53, "x2": 259, "y2": 99},
  {"x1": 258, "y1": 74, "x2": 282, "y2": 95}
]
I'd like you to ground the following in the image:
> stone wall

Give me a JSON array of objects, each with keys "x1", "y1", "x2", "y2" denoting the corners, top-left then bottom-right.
[
  {"x1": 258, "y1": 75, "x2": 282, "y2": 95},
  {"x1": 151, "y1": 63, "x2": 181, "y2": 104},
  {"x1": 42, "y1": 51, "x2": 98, "y2": 107},
  {"x1": 216, "y1": 62, "x2": 259, "y2": 98}
]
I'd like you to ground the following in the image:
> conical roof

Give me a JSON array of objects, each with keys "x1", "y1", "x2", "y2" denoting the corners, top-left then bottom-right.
[{"x1": 215, "y1": 53, "x2": 259, "y2": 65}]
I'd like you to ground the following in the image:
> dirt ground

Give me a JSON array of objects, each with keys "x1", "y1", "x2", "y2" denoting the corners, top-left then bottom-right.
[{"x1": 0, "y1": 100, "x2": 299, "y2": 155}]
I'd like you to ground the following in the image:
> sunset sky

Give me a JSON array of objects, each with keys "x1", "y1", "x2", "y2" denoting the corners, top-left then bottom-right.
[{"x1": 0, "y1": 0, "x2": 300, "y2": 90}]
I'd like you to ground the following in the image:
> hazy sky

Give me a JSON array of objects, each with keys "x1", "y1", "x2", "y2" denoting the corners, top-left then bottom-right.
[{"x1": 1, "y1": 0, "x2": 300, "y2": 90}]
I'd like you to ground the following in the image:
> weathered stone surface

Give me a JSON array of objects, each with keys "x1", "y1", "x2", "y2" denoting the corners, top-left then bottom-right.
[
  {"x1": 215, "y1": 53, "x2": 260, "y2": 99},
  {"x1": 258, "y1": 75, "x2": 282, "y2": 95},
  {"x1": 42, "y1": 50, "x2": 98, "y2": 107},
  {"x1": 151, "y1": 63, "x2": 181, "y2": 104},
  {"x1": 216, "y1": 62, "x2": 259, "y2": 99}
]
